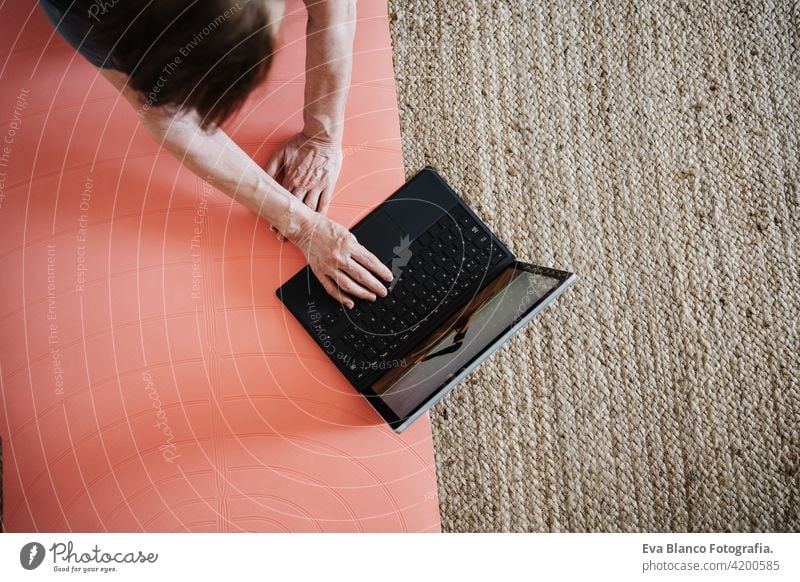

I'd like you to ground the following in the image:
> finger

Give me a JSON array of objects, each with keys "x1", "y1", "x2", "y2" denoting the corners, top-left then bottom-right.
[
  {"x1": 304, "y1": 188, "x2": 322, "y2": 211},
  {"x1": 302, "y1": 165, "x2": 326, "y2": 189},
  {"x1": 285, "y1": 159, "x2": 314, "y2": 190},
  {"x1": 332, "y1": 270, "x2": 378, "y2": 302},
  {"x1": 320, "y1": 274, "x2": 354, "y2": 309},
  {"x1": 294, "y1": 169, "x2": 314, "y2": 190},
  {"x1": 265, "y1": 147, "x2": 284, "y2": 178},
  {"x1": 318, "y1": 187, "x2": 333, "y2": 215},
  {"x1": 345, "y1": 257, "x2": 388, "y2": 298},
  {"x1": 352, "y1": 244, "x2": 394, "y2": 283}
]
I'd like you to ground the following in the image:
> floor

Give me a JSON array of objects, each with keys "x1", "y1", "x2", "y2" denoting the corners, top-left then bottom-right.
[
  {"x1": 1, "y1": 0, "x2": 797, "y2": 534},
  {"x1": 387, "y1": 0, "x2": 799, "y2": 531}
]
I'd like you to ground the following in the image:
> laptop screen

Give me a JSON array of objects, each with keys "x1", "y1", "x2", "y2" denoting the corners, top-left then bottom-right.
[{"x1": 370, "y1": 264, "x2": 567, "y2": 419}]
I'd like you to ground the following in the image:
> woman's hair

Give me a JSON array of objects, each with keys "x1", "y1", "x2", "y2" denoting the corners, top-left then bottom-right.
[{"x1": 92, "y1": 0, "x2": 276, "y2": 129}]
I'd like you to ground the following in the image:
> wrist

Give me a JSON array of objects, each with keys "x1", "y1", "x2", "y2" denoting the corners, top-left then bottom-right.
[
  {"x1": 253, "y1": 171, "x2": 315, "y2": 239},
  {"x1": 279, "y1": 194, "x2": 316, "y2": 241},
  {"x1": 301, "y1": 122, "x2": 343, "y2": 147}
]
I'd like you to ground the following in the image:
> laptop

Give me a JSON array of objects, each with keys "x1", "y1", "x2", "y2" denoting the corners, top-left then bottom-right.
[{"x1": 277, "y1": 167, "x2": 575, "y2": 432}]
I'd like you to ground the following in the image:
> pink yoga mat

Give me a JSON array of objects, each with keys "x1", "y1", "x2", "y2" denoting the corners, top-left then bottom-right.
[{"x1": 0, "y1": 0, "x2": 441, "y2": 532}]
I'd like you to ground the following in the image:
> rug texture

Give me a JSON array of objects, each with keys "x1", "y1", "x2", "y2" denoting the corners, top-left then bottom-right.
[{"x1": 387, "y1": 0, "x2": 799, "y2": 532}]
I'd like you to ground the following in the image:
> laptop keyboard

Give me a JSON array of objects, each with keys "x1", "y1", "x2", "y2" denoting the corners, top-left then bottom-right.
[{"x1": 317, "y1": 205, "x2": 508, "y2": 383}]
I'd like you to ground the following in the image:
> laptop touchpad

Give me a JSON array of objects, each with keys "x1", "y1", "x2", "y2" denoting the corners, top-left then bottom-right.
[{"x1": 352, "y1": 210, "x2": 405, "y2": 264}]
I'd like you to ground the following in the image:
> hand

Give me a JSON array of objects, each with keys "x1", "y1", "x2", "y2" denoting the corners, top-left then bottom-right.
[
  {"x1": 283, "y1": 209, "x2": 393, "y2": 308},
  {"x1": 265, "y1": 132, "x2": 342, "y2": 215}
]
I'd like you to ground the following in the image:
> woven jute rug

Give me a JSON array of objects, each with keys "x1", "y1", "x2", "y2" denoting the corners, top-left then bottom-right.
[{"x1": 387, "y1": 0, "x2": 799, "y2": 532}]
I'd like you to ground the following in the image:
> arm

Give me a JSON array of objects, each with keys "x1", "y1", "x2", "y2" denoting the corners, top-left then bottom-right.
[
  {"x1": 104, "y1": 69, "x2": 299, "y2": 229},
  {"x1": 100, "y1": 68, "x2": 390, "y2": 307},
  {"x1": 265, "y1": 0, "x2": 356, "y2": 214},
  {"x1": 302, "y1": 0, "x2": 356, "y2": 144}
]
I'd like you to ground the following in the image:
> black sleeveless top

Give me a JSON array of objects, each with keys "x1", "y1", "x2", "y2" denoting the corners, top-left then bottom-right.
[{"x1": 38, "y1": 0, "x2": 119, "y2": 69}]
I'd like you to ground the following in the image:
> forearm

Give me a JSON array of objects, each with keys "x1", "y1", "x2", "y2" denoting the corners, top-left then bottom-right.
[
  {"x1": 144, "y1": 111, "x2": 311, "y2": 235},
  {"x1": 302, "y1": 0, "x2": 356, "y2": 143},
  {"x1": 97, "y1": 68, "x2": 390, "y2": 307},
  {"x1": 97, "y1": 70, "x2": 310, "y2": 235}
]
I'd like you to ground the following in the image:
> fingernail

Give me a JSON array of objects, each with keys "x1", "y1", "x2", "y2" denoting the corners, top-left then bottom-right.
[
  {"x1": 369, "y1": 294, "x2": 377, "y2": 301},
  {"x1": 347, "y1": 301, "x2": 354, "y2": 309}
]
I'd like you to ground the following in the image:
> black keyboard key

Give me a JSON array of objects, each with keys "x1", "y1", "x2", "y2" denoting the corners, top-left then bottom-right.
[
  {"x1": 392, "y1": 302, "x2": 407, "y2": 317},
  {"x1": 475, "y1": 233, "x2": 491, "y2": 248},
  {"x1": 445, "y1": 243, "x2": 461, "y2": 257},
  {"x1": 439, "y1": 230, "x2": 456, "y2": 245},
  {"x1": 442, "y1": 260, "x2": 459, "y2": 276},
  {"x1": 417, "y1": 287, "x2": 435, "y2": 304},
  {"x1": 437, "y1": 216, "x2": 453, "y2": 228},
  {"x1": 464, "y1": 224, "x2": 482, "y2": 240},
  {"x1": 423, "y1": 262, "x2": 439, "y2": 276}
]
